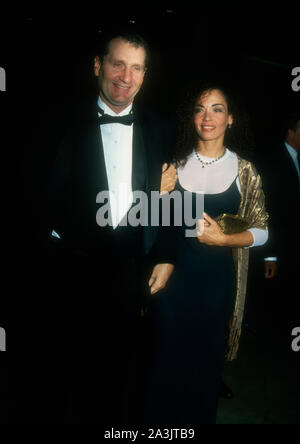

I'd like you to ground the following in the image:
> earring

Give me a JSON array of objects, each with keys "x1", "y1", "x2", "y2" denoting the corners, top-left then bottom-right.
[{"x1": 228, "y1": 124, "x2": 232, "y2": 129}]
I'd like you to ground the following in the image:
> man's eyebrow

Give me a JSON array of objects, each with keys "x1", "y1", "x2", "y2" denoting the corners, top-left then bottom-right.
[{"x1": 110, "y1": 58, "x2": 144, "y2": 68}]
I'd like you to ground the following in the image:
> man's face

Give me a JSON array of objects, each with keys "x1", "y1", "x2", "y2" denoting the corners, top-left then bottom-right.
[
  {"x1": 94, "y1": 38, "x2": 147, "y2": 113},
  {"x1": 287, "y1": 121, "x2": 300, "y2": 151}
]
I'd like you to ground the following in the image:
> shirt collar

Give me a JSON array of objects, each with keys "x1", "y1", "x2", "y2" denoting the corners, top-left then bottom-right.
[
  {"x1": 284, "y1": 141, "x2": 298, "y2": 160},
  {"x1": 97, "y1": 96, "x2": 133, "y2": 117}
]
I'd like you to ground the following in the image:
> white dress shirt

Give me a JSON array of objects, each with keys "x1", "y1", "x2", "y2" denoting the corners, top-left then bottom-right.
[
  {"x1": 285, "y1": 141, "x2": 300, "y2": 181},
  {"x1": 98, "y1": 97, "x2": 134, "y2": 229}
]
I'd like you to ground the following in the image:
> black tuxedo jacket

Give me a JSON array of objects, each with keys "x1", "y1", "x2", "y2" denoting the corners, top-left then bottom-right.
[
  {"x1": 42, "y1": 98, "x2": 176, "y2": 267},
  {"x1": 258, "y1": 142, "x2": 300, "y2": 261}
]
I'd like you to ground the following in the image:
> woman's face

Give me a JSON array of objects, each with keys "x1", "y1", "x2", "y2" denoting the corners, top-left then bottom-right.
[{"x1": 194, "y1": 89, "x2": 233, "y2": 143}]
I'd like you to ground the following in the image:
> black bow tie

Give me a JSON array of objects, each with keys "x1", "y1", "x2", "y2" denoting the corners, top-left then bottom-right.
[{"x1": 97, "y1": 106, "x2": 134, "y2": 126}]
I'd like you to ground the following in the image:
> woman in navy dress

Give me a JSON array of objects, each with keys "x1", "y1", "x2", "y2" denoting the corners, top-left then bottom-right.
[{"x1": 142, "y1": 84, "x2": 269, "y2": 425}]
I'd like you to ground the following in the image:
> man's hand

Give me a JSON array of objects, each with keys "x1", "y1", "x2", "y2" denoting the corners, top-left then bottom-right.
[
  {"x1": 265, "y1": 261, "x2": 278, "y2": 279},
  {"x1": 148, "y1": 263, "x2": 174, "y2": 295},
  {"x1": 160, "y1": 163, "x2": 177, "y2": 194}
]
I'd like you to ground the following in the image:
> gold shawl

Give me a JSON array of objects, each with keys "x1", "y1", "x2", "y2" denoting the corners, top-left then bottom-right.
[{"x1": 226, "y1": 155, "x2": 269, "y2": 361}]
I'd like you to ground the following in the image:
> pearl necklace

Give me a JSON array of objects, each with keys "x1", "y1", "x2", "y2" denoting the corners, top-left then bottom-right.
[{"x1": 194, "y1": 148, "x2": 227, "y2": 168}]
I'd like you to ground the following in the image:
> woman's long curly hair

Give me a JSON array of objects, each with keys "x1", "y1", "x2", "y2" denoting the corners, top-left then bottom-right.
[{"x1": 174, "y1": 82, "x2": 255, "y2": 167}]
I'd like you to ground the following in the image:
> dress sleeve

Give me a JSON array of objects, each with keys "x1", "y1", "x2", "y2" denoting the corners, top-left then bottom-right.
[{"x1": 247, "y1": 227, "x2": 268, "y2": 247}]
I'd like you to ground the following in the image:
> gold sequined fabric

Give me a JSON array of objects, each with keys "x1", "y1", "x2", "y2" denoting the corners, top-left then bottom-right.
[
  {"x1": 215, "y1": 213, "x2": 250, "y2": 235},
  {"x1": 226, "y1": 155, "x2": 269, "y2": 361}
]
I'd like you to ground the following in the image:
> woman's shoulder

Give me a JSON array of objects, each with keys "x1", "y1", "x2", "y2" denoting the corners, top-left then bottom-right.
[
  {"x1": 227, "y1": 151, "x2": 262, "y2": 185},
  {"x1": 231, "y1": 151, "x2": 257, "y2": 171},
  {"x1": 226, "y1": 149, "x2": 239, "y2": 162},
  {"x1": 226, "y1": 149, "x2": 250, "y2": 170}
]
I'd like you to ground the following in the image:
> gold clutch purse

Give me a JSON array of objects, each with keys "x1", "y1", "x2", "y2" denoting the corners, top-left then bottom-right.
[{"x1": 214, "y1": 213, "x2": 249, "y2": 235}]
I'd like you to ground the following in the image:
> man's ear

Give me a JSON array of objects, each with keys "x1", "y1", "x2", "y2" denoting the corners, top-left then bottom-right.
[{"x1": 94, "y1": 56, "x2": 101, "y2": 77}]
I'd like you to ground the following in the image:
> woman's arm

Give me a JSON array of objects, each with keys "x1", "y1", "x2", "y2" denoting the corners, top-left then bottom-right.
[{"x1": 221, "y1": 231, "x2": 254, "y2": 248}]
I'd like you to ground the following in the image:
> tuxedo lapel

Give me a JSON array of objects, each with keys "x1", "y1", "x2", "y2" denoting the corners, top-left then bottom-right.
[
  {"x1": 280, "y1": 144, "x2": 299, "y2": 190},
  {"x1": 75, "y1": 122, "x2": 108, "y2": 196},
  {"x1": 134, "y1": 108, "x2": 165, "y2": 255},
  {"x1": 132, "y1": 113, "x2": 148, "y2": 193},
  {"x1": 75, "y1": 98, "x2": 109, "y2": 197},
  {"x1": 69, "y1": 106, "x2": 112, "y2": 242},
  {"x1": 134, "y1": 108, "x2": 162, "y2": 195}
]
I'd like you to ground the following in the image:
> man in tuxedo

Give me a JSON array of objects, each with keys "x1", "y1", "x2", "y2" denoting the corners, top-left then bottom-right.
[
  {"x1": 259, "y1": 112, "x2": 300, "y2": 331},
  {"x1": 33, "y1": 32, "x2": 176, "y2": 424}
]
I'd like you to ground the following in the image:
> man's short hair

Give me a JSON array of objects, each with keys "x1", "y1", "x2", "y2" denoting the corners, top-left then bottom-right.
[
  {"x1": 285, "y1": 112, "x2": 300, "y2": 133},
  {"x1": 96, "y1": 31, "x2": 150, "y2": 70}
]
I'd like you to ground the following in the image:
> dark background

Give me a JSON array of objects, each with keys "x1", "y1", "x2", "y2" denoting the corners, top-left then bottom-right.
[
  {"x1": 2, "y1": 8, "x2": 299, "y2": 152},
  {"x1": 2, "y1": 7, "x2": 299, "y2": 211},
  {"x1": 0, "y1": 6, "x2": 299, "y2": 423}
]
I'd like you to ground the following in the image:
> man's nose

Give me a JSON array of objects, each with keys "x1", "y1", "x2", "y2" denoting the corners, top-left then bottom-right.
[{"x1": 119, "y1": 67, "x2": 132, "y2": 83}]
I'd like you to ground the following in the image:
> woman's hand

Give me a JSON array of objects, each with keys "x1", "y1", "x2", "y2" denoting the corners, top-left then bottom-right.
[
  {"x1": 197, "y1": 213, "x2": 254, "y2": 248},
  {"x1": 160, "y1": 163, "x2": 178, "y2": 194},
  {"x1": 197, "y1": 213, "x2": 227, "y2": 246}
]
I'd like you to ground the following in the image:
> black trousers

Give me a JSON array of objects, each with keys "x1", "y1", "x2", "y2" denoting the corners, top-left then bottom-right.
[
  {"x1": 66, "y1": 247, "x2": 145, "y2": 425},
  {"x1": 10, "y1": 238, "x2": 147, "y2": 424}
]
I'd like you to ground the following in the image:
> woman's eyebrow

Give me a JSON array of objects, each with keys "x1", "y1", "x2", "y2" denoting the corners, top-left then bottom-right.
[{"x1": 195, "y1": 103, "x2": 225, "y2": 107}]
